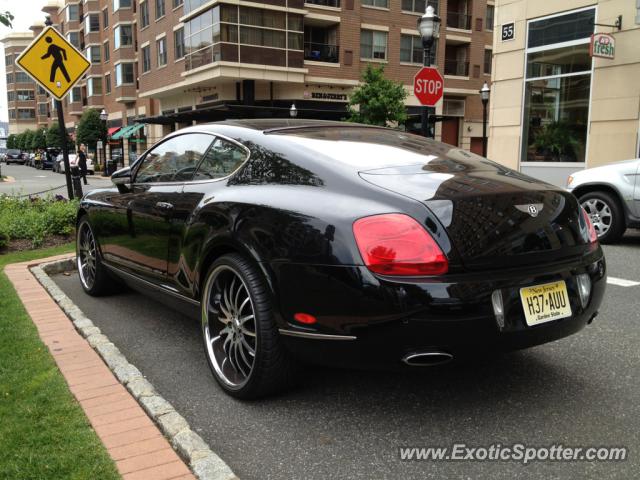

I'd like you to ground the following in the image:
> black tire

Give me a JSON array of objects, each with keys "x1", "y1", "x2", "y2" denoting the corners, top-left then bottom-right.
[
  {"x1": 201, "y1": 253, "x2": 296, "y2": 399},
  {"x1": 76, "y1": 216, "x2": 118, "y2": 296},
  {"x1": 579, "y1": 190, "x2": 625, "y2": 244}
]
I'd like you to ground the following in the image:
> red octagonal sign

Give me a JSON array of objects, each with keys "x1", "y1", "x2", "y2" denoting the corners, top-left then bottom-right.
[{"x1": 414, "y1": 67, "x2": 444, "y2": 107}]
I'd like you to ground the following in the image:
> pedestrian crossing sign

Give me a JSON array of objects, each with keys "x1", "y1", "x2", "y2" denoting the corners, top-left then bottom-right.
[{"x1": 15, "y1": 26, "x2": 91, "y2": 101}]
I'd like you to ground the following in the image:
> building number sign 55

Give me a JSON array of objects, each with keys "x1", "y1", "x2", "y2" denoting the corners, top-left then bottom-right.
[{"x1": 501, "y1": 22, "x2": 515, "y2": 42}]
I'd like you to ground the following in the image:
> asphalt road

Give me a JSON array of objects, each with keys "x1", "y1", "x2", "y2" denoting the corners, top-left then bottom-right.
[
  {"x1": 52, "y1": 237, "x2": 640, "y2": 480},
  {"x1": 0, "y1": 163, "x2": 111, "y2": 197}
]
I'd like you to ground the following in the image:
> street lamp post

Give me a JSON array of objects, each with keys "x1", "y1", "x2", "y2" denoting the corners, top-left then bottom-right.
[
  {"x1": 418, "y1": 5, "x2": 441, "y2": 139},
  {"x1": 289, "y1": 103, "x2": 298, "y2": 118},
  {"x1": 480, "y1": 82, "x2": 490, "y2": 157},
  {"x1": 99, "y1": 109, "x2": 108, "y2": 176}
]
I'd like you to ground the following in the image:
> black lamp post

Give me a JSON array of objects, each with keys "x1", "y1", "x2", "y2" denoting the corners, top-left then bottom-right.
[
  {"x1": 418, "y1": 5, "x2": 441, "y2": 139},
  {"x1": 99, "y1": 108, "x2": 108, "y2": 176},
  {"x1": 480, "y1": 82, "x2": 490, "y2": 157},
  {"x1": 289, "y1": 103, "x2": 298, "y2": 118}
]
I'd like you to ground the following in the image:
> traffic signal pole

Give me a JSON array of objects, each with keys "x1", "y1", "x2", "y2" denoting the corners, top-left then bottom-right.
[{"x1": 55, "y1": 99, "x2": 74, "y2": 200}]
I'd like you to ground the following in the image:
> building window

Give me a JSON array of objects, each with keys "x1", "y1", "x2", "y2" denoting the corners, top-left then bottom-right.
[
  {"x1": 113, "y1": 0, "x2": 132, "y2": 11},
  {"x1": 157, "y1": 37, "x2": 167, "y2": 66},
  {"x1": 484, "y1": 49, "x2": 492, "y2": 74},
  {"x1": 18, "y1": 109, "x2": 35, "y2": 119},
  {"x1": 7, "y1": 91, "x2": 15, "y2": 102},
  {"x1": 8, "y1": 110, "x2": 16, "y2": 119},
  {"x1": 141, "y1": 45, "x2": 151, "y2": 72},
  {"x1": 69, "y1": 87, "x2": 82, "y2": 103},
  {"x1": 115, "y1": 63, "x2": 135, "y2": 85},
  {"x1": 401, "y1": 0, "x2": 438, "y2": 13},
  {"x1": 360, "y1": 30, "x2": 387, "y2": 60},
  {"x1": 16, "y1": 90, "x2": 35, "y2": 101},
  {"x1": 400, "y1": 34, "x2": 423, "y2": 64},
  {"x1": 155, "y1": 0, "x2": 165, "y2": 19},
  {"x1": 362, "y1": 0, "x2": 388, "y2": 8},
  {"x1": 114, "y1": 25, "x2": 133, "y2": 49},
  {"x1": 87, "y1": 77, "x2": 103, "y2": 96},
  {"x1": 104, "y1": 41, "x2": 110, "y2": 62},
  {"x1": 38, "y1": 103, "x2": 48, "y2": 115},
  {"x1": 6, "y1": 73, "x2": 13, "y2": 84},
  {"x1": 140, "y1": 1, "x2": 150, "y2": 27},
  {"x1": 66, "y1": 4, "x2": 79, "y2": 21},
  {"x1": 105, "y1": 73, "x2": 112, "y2": 94},
  {"x1": 103, "y1": 8, "x2": 109, "y2": 28},
  {"x1": 522, "y1": 8, "x2": 594, "y2": 164},
  {"x1": 5, "y1": 54, "x2": 12, "y2": 66},
  {"x1": 486, "y1": 5, "x2": 494, "y2": 31},
  {"x1": 86, "y1": 46, "x2": 101, "y2": 63},
  {"x1": 85, "y1": 14, "x2": 100, "y2": 32},
  {"x1": 173, "y1": 0, "x2": 183, "y2": 7},
  {"x1": 37, "y1": 86, "x2": 46, "y2": 95},
  {"x1": 174, "y1": 28, "x2": 185, "y2": 59},
  {"x1": 15, "y1": 72, "x2": 32, "y2": 83},
  {"x1": 67, "y1": 31, "x2": 80, "y2": 48}
]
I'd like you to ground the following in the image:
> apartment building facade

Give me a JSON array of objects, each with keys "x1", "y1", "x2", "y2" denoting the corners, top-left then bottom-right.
[{"x1": 4, "y1": 0, "x2": 494, "y2": 161}]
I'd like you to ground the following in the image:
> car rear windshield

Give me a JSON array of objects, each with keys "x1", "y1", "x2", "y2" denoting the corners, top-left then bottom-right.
[{"x1": 7, "y1": 149, "x2": 21, "y2": 155}]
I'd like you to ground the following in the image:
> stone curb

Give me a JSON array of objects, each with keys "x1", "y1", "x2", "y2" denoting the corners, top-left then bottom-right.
[{"x1": 31, "y1": 257, "x2": 238, "y2": 480}]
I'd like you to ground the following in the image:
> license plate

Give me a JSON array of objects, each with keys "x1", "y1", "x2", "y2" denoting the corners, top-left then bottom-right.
[{"x1": 519, "y1": 280, "x2": 572, "y2": 326}]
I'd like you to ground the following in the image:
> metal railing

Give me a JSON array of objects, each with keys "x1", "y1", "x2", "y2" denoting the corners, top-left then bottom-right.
[
  {"x1": 305, "y1": 0, "x2": 340, "y2": 7},
  {"x1": 446, "y1": 11, "x2": 472, "y2": 30},
  {"x1": 304, "y1": 42, "x2": 339, "y2": 63},
  {"x1": 444, "y1": 59, "x2": 469, "y2": 76}
]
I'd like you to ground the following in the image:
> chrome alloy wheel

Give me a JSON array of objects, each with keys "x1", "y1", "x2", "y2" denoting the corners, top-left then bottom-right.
[
  {"x1": 581, "y1": 198, "x2": 612, "y2": 238},
  {"x1": 202, "y1": 265, "x2": 257, "y2": 388},
  {"x1": 77, "y1": 222, "x2": 97, "y2": 290}
]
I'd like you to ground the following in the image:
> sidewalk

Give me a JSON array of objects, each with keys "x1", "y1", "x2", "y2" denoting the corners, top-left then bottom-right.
[{"x1": 5, "y1": 255, "x2": 196, "y2": 480}]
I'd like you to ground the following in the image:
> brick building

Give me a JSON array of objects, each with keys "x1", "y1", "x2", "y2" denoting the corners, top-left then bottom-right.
[{"x1": 4, "y1": 0, "x2": 494, "y2": 163}]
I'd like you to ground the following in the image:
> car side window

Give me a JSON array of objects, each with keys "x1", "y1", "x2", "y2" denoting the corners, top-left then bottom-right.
[
  {"x1": 135, "y1": 133, "x2": 214, "y2": 184},
  {"x1": 192, "y1": 137, "x2": 248, "y2": 180}
]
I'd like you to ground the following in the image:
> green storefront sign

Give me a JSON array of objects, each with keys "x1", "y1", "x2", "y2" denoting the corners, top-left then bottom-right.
[{"x1": 590, "y1": 33, "x2": 615, "y2": 60}]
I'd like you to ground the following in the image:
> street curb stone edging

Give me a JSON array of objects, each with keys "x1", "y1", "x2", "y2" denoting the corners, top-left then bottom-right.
[{"x1": 31, "y1": 257, "x2": 238, "y2": 480}]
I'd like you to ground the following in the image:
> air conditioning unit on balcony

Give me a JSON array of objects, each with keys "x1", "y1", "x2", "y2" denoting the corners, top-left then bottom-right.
[{"x1": 443, "y1": 98, "x2": 465, "y2": 117}]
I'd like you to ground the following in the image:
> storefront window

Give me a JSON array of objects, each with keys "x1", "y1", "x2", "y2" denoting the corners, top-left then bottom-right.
[{"x1": 522, "y1": 8, "x2": 594, "y2": 163}]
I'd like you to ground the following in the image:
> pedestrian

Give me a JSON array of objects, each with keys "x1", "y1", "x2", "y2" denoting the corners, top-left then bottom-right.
[{"x1": 78, "y1": 143, "x2": 88, "y2": 185}]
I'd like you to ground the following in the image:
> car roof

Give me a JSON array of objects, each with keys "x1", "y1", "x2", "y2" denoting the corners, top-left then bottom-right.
[{"x1": 186, "y1": 119, "x2": 383, "y2": 133}]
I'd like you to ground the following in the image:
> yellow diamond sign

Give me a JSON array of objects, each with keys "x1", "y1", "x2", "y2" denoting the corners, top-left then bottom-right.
[{"x1": 15, "y1": 26, "x2": 90, "y2": 101}]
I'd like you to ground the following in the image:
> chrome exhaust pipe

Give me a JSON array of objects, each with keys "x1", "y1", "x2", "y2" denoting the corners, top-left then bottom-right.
[{"x1": 402, "y1": 351, "x2": 453, "y2": 367}]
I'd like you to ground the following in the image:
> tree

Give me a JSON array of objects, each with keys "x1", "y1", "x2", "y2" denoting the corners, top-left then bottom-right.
[
  {"x1": 76, "y1": 108, "x2": 107, "y2": 150},
  {"x1": 31, "y1": 127, "x2": 48, "y2": 150},
  {"x1": 21, "y1": 130, "x2": 35, "y2": 151},
  {"x1": 347, "y1": 65, "x2": 408, "y2": 127},
  {"x1": 6, "y1": 134, "x2": 17, "y2": 149},
  {"x1": 0, "y1": 11, "x2": 14, "y2": 28},
  {"x1": 46, "y1": 122, "x2": 73, "y2": 149}
]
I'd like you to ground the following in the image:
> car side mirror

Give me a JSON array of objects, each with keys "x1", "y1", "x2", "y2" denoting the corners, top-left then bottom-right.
[{"x1": 112, "y1": 166, "x2": 132, "y2": 192}]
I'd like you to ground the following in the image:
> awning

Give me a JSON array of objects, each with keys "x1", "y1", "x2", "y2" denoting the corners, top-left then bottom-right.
[
  {"x1": 108, "y1": 127, "x2": 121, "y2": 137},
  {"x1": 111, "y1": 124, "x2": 144, "y2": 140}
]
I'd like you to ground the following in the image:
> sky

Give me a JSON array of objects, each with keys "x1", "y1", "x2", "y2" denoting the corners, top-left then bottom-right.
[{"x1": 0, "y1": 0, "x2": 50, "y2": 122}]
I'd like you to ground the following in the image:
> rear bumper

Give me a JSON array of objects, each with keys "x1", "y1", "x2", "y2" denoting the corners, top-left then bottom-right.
[{"x1": 270, "y1": 250, "x2": 606, "y2": 368}]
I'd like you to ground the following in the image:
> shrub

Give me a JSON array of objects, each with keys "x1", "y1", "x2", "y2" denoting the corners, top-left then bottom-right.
[{"x1": 0, "y1": 195, "x2": 79, "y2": 248}]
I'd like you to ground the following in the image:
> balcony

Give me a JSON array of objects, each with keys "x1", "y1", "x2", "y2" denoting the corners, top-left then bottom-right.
[
  {"x1": 304, "y1": 42, "x2": 339, "y2": 63},
  {"x1": 444, "y1": 59, "x2": 469, "y2": 76},
  {"x1": 446, "y1": 11, "x2": 472, "y2": 30},
  {"x1": 305, "y1": 0, "x2": 340, "y2": 7}
]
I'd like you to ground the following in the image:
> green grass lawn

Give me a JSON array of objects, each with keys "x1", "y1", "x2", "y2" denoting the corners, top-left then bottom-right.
[{"x1": 0, "y1": 244, "x2": 120, "y2": 480}]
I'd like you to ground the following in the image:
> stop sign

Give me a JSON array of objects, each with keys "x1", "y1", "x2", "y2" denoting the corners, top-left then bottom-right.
[{"x1": 414, "y1": 67, "x2": 444, "y2": 106}]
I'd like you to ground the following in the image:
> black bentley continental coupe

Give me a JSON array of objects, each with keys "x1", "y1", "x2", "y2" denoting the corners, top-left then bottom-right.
[{"x1": 76, "y1": 120, "x2": 606, "y2": 398}]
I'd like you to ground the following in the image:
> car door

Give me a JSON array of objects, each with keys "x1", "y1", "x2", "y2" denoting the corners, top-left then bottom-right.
[
  {"x1": 172, "y1": 136, "x2": 251, "y2": 296},
  {"x1": 633, "y1": 160, "x2": 640, "y2": 217},
  {"x1": 105, "y1": 133, "x2": 215, "y2": 282}
]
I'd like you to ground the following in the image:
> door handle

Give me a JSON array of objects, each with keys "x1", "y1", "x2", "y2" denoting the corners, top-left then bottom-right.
[{"x1": 155, "y1": 201, "x2": 174, "y2": 212}]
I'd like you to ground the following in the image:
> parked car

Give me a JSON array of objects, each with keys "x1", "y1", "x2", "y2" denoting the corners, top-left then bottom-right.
[
  {"x1": 40, "y1": 149, "x2": 59, "y2": 170},
  {"x1": 54, "y1": 153, "x2": 94, "y2": 175},
  {"x1": 76, "y1": 120, "x2": 606, "y2": 399},
  {"x1": 567, "y1": 158, "x2": 640, "y2": 244},
  {"x1": 5, "y1": 149, "x2": 24, "y2": 164}
]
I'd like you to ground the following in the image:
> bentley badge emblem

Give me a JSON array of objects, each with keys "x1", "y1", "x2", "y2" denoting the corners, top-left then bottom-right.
[{"x1": 515, "y1": 204, "x2": 543, "y2": 217}]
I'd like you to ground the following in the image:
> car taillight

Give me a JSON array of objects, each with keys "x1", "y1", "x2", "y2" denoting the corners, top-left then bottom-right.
[
  {"x1": 581, "y1": 207, "x2": 598, "y2": 244},
  {"x1": 353, "y1": 213, "x2": 448, "y2": 276}
]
